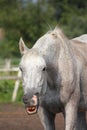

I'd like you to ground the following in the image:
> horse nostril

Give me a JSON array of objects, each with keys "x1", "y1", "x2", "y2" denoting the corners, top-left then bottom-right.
[
  {"x1": 23, "y1": 96, "x2": 28, "y2": 104},
  {"x1": 35, "y1": 93, "x2": 39, "y2": 96}
]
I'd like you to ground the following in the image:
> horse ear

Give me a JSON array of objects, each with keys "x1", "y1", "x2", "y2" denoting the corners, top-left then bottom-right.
[{"x1": 19, "y1": 37, "x2": 29, "y2": 55}]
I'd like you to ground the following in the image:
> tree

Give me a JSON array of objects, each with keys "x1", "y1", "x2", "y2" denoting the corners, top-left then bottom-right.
[
  {"x1": 48, "y1": 0, "x2": 87, "y2": 38},
  {"x1": 0, "y1": 0, "x2": 87, "y2": 58},
  {"x1": 0, "y1": 0, "x2": 57, "y2": 58}
]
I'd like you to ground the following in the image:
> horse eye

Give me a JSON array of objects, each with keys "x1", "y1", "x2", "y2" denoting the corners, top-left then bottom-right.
[{"x1": 42, "y1": 67, "x2": 46, "y2": 71}]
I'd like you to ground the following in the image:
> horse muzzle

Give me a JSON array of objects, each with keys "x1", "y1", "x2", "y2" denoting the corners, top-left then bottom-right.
[{"x1": 23, "y1": 94, "x2": 39, "y2": 115}]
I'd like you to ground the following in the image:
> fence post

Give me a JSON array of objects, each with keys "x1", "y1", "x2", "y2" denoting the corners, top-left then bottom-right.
[
  {"x1": 4, "y1": 59, "x2": 11, "y2": 69},
  {"x1": 12, "y1": 70, "x2": 21, "y2": 102}
]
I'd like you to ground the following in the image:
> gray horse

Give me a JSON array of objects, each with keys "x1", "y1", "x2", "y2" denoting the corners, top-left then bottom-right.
[{"x1": 19, "y1": 28, "x2": 87, "y2": 130}]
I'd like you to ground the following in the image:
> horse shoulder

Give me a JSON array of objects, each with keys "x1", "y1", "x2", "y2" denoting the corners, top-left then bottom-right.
[{"x1": 70, "y1": 39, "x2": 87, "y2": 110}]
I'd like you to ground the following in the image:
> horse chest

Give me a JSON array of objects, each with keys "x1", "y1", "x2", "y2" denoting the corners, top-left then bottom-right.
[{"x1": 40, "y1": 90, "x2": 62, "y2": 114}]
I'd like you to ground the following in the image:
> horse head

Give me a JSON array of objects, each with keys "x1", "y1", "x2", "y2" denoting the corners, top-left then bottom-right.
[{"x1": 19, "y1": 38, "x2": 48, "y2": 114}]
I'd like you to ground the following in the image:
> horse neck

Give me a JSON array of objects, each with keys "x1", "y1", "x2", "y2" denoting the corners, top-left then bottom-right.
[
  {"x1": 33, "y1": 44, "x2": 58, "y2": 66},
  {"x1": 33, "y1": 34, "x2": 72, "y2": 66}
]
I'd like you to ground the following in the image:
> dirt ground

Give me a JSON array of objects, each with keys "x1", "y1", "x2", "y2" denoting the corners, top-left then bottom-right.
[
  {"x1": 0, "y1": 103, "x2": 87, "y2": 130},
  {"x1": 0, "y1": 103, "x2": 64, "y2": 130}
]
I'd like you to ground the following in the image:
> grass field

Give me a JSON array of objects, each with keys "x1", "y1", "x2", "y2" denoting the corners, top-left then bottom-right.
[
  {"x1": 0, "y1": 80, "x2": 23, "y2": 103},
  {"x1": 0, "y1": 58, "x2": 23, "y2": 103}
]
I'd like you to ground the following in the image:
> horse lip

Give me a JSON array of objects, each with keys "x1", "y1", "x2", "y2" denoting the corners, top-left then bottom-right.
[
  {"x1": 25, "y1": 105, "x2": 38, "y2": 115},
  {"x1": 25, "y1": 94, "x2": 39, "y2": 115}
]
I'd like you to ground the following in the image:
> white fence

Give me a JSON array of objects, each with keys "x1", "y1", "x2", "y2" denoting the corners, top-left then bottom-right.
[{"x1": 0, "y1": 59, "x2": 22, "y2": 102}]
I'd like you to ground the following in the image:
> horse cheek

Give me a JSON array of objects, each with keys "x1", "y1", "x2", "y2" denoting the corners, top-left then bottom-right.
[{"x1": 41, "y1": 81, "x2": 47, "y2": 95}]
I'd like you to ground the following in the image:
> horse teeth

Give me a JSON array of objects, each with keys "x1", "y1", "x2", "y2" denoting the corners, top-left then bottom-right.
[{"x1": 28, "y1": 106, "x2": 36, "y2": 111}]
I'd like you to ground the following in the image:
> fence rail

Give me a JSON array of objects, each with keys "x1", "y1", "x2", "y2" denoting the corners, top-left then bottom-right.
[
  {"x1": 0, "y1": 67, "x2": 21, "y2": 80},
  {"x1": 0, "y1": 68, "x2": 19, "y2": 72},
  {"x1": 0, "y1": 76, "x2": 21, "y2": 80},
  {"x1": 0, "y1": 59, "x2": 22, "y2": 102}
]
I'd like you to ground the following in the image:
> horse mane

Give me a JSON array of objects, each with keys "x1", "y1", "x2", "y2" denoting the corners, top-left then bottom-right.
[
  {"x1": 55, "y1": 27, "x2": 69, "y2": 43},
  {"x1": 35, "y1": 25, "x2": 68, "y2": 47},
  {"x1": 47, "y1": 27, "x2": 69, "y2": 46}
]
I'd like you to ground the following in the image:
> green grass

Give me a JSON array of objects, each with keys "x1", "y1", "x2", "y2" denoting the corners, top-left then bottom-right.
[
  {"x1": 0, "y1": 80, "x2": 23, "y2": 103},
  {"x1": 0, "y1": 58, "x2": 23, "y2": 103}
]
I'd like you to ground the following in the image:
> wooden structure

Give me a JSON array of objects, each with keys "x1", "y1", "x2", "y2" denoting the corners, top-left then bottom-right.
[{"x1": 0, "y1": 59, "x2": 21, "y2": 102}]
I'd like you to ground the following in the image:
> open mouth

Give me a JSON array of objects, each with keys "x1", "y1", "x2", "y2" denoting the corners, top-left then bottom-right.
[
  {"x1": 26, "y1": 106, "x2": 38, "y2": 114},
  {"x1": 25, "y1": 95, "x2": 39, "y2": 115}
]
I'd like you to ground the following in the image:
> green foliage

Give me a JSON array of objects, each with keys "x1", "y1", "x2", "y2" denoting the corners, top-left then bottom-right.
[
  {"x1": 0, "y1": 80, "x2": 23, "y2": 103},
  {"x1": 58, "y1": 2, "x2": 87, "y2": 38},
  {"x1": 0, "y1": 0, "x2": 87, "y2": 57},
  {"x1": 0, "y1": 58, "x2": 23, "y2": 103},
  {"x1": 16, "y1": 82, "x2": 23, "y2": 103},
  {"x1": 0, "y1": 0, "x2": 57, "y2": 58}
]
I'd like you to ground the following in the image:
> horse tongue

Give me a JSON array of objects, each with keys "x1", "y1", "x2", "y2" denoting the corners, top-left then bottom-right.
[{"x1": 26, "y1": 95, "x2": 38, "y2": 115}]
